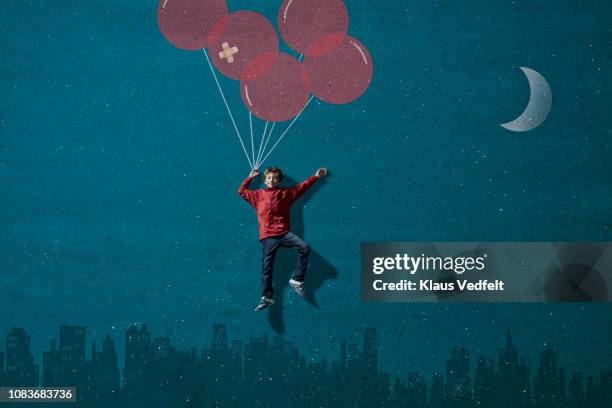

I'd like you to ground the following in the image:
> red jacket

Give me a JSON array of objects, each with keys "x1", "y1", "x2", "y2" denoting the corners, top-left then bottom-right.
[{"x1": 238, "y1": 175, "x2": 318, "y2": 240}]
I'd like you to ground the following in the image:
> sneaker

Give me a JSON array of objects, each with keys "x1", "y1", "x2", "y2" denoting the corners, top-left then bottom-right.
[
  {"x1": 289, "y1": 279, "x2": 307, "y2": 298},
  {"x1": 254, "y1": 296, "x2": 274, "y2": 311}
]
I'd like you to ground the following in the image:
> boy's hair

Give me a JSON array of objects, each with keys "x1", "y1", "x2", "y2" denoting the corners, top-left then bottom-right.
[{"x1": 264, "y1": 167, "x2": 283, "y2": 181}]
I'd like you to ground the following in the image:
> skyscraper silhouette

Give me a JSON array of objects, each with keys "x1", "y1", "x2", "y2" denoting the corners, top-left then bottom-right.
[
  {"x1": 123, "y1": 323, "x2": 153, "y2": 391},
  {"x1": 497, "y1": 329, "x2": 530, "y2": 407},
  {"x1": 430, "y1": 372, "x2": 445, "y2": 408},
  {"x1": 81, "y1": 334, "x2": 120, "y2": 407},
  {"x1": 4, "y1": 327, "x2": 38, "y2": 386},
  {"x1": 473, "y1": 355, "x2": 496, "y2": 408},
  {"x1": 42, "y1": 325, "x2": 87, "y2": 403},
  {"x1": 568, "y1": 371, "x2": 584, "y2": 407},
  {"x1": 534, "y1": 348, "x2": 565, "y2": 406},
  {"x1": 446, "y1": 346, "x2": 472, "y2": 404},
  {"x1": 363, "y1": 327, "x2": 378, "y2": 372},
  {"x1": 212, "y1": 324, "x2": 228, "y2": 351}
]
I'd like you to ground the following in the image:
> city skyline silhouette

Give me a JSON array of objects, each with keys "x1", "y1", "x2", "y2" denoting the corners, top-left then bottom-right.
[{"x1": 1, "y1": 323, "x2": 610, "y2": 407}]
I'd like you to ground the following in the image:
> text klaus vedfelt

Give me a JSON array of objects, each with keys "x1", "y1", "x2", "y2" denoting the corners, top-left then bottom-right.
[{"x1": 371, "y1": 254, "x2": 505, "y2": 292}]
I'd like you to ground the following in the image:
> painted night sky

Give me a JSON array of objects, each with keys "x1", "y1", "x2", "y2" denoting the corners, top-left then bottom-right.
[{"x1": 1, "y1": 0, "x2": 611, "y2": 377}]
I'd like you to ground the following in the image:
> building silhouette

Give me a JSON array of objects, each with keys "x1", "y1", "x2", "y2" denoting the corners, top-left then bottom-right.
[
  {"x1": 496, "y1": 329, "x2": 530, "y2": 407},
  {"x1": 446, "y1": 346, "x2": 472, "y2": 404},
  {"x1": 534, "y1": 348, "x2": 565, "y2": 407},
  {"x1": 429, "y1": 372, "x2": 445, "y2": 408},
  {"x1": 81, "y1": 334, "x2": 120, "y2": 407},
  {"x1": 473, "y1": 355, "x2": 496, "y2": 408},
  {"x1": 43, "y1": 325, "x2": 87, "y2": 388},
  {"x1": 4, "y1": 327, "x2": 38, "y2": 386},
  {"x1": 123, "y1": 323, "x2": 153, "y2": 392}
]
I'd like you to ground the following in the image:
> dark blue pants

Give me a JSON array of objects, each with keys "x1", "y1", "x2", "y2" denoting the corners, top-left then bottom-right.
[{"x1": 261, "y1": 232, "x2": 309, "y2": 298}]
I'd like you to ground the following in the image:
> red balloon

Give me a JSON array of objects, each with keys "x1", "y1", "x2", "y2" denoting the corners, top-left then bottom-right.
[
  {"x1": 208, "y1": 11, "x2": 279, "y2": 81},
  {"x1": 240, "y1": 53, "x2": 310, "y2": 122},
  {"x1": 157, "y1": 0, "x2": 228, "y2": 51},
  {"x1": 278, "y1": 0, "x2": 348, "y2": 57},
  {"x1": 303, "y1": 35, "x2": 373, "y2": 104}
]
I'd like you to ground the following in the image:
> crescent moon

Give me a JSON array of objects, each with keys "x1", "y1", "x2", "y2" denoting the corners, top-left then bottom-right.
[{"x1": 500, "y1": 67, "x2": 552, "y2": 132}]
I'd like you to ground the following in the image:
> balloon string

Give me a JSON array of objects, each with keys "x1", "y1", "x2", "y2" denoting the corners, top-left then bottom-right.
[
  {"x1": 258, "y1": 95, "x2": 314, "y2": 168},
  {"x1": 256, "y1": 122, "x2": 275, "y2": 168},
  {"x1": 254, "y1": 122, "x2": 268, "y2": 169},
  {"x1": 257, "y1": 122, "x2": 274, "y2": 167},
  {"x1": 202, "y1": 49, "x2": 254, "y2": 169},
  {"x1": 256, "y1": 121, "x2": 276, "y2": 167},
  {"x1": 249, "y1": 112, "x2": 255, "y2": 166}
]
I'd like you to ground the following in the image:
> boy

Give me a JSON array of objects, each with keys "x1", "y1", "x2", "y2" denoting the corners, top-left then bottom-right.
[{"x1": 238, "y1": 167, "x2": 328, "y2": 311}]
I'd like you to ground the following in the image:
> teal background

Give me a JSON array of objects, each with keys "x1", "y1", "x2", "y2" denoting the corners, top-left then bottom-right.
[{"x1": 1, "y1": 0, "x2": 611, "y2": 376}]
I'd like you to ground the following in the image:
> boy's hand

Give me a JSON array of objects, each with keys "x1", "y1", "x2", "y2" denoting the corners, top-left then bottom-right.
[
  {"x1": 315, "y1": 168, "x2": 328, "y2": 178},
  {"x1": 249, "y1": 169, "x2": 259, "y2": 178}
]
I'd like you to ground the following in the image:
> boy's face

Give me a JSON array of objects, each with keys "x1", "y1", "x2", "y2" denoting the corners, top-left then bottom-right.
[{"x1": 264, "y1": 172, "x2": 281, "y2": 188}]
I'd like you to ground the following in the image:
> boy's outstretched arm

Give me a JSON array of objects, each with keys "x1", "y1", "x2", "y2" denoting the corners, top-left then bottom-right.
[
  {"x1": 290, "y1": 168, "x2": 328, "y2": 201},
  {"x1": 238, "y1": 169, "x2": 259, "y2": 208}
]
